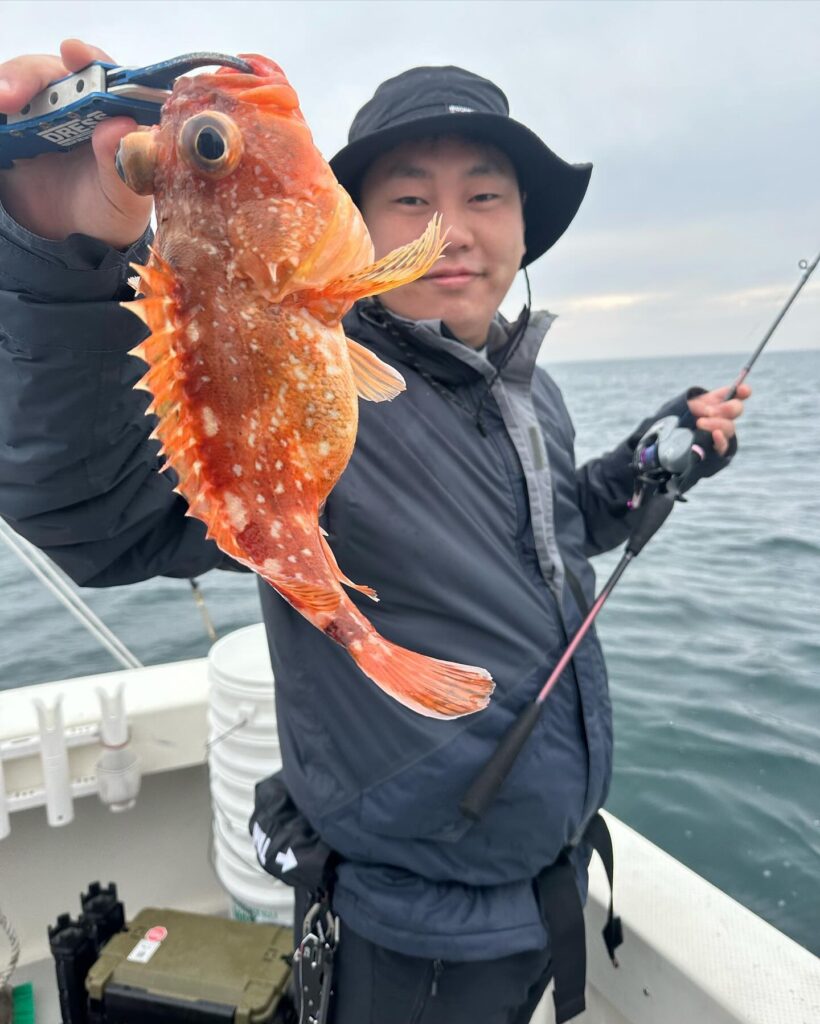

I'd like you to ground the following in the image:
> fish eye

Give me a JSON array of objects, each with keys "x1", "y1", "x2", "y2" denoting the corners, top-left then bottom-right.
[
  {"x1": 179, "y1": 112, "x2": 243, "y2": 179},
  {"x1": 196, "y1": 127, "x2": 225, "y2": 162}
]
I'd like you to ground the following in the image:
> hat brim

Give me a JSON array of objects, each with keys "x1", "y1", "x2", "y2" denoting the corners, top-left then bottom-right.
[{"x1": 329, "y1": 112, "x2": 591, "y2": 267}]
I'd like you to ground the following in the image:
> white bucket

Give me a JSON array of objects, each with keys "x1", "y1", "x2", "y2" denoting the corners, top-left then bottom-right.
[{"x1": 207, "y1": 623, "x2": 294, "y2": 927}]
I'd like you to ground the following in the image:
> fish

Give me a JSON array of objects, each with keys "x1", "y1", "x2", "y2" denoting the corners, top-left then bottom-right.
[{"x1": 117, "y1": 54, "x2": 494, "y2": 719}]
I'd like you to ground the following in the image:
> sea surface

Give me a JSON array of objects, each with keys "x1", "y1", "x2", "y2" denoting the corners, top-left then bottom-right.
[{"x1": 1, "y1": 349, "x2": 818, "y2": 955}]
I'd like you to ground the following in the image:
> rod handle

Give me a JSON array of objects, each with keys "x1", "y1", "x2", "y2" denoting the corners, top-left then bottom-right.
[
  {"x1": 460, "y1": 702, "x2": 542, "y2": 821},
  {"x1": 626, "y1": 490, "x2": 676, "y2": 556}
]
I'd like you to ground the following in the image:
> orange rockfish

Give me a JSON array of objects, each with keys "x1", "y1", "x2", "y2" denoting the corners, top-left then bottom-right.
[{"x1": 117, "y1": 54, "x2": 493, "y2": 718}]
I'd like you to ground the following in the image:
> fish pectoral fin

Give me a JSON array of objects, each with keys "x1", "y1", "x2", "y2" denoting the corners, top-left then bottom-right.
[
  {"x1": 321, "y1": 214, "x2": 446, "y2": 303},
  {"x1": 346, "y1": 337, "x2": 406, "y2": 402},
  {"x1": 319, "y1": 531, "x2": 379, "y2": 601}
]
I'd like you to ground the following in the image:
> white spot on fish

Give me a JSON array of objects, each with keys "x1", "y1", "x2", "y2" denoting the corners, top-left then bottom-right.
[
  {"x1": 256, "y1": 494, "x2": 266, "y2": 504},
  {"x1": 318, "y1": 440, "x2": 330, "y2": 456},
  {"x1": 287, "y1": 555, "x2": 298, "y2": 564},
  {"x1": 264, "y1": 558, "x2": 282, "y2": 574},
  {"x1": 202, "y1": 407, "x2": 219, "y2": 437},
  {"x1": 248, "y1": 433, "x2": 256, "y2": 448},
  {"x1": 325, "y1": 390, "x2": 336, "y2": 401},
  {"x1": 232, "y1": 464, "x2": 243, "y2": 477},
  {"x1": 274, "y1": 481, "x2": 285, "y2": 495},
  {"x1": 326, "y1": 364, "x2": 340, "y2": 376},
  {"x1": 295, "y1": 480, "x2": 303, "y2": 492},
  {"x1": 188, "y1": 323, "x2": 200, "y2": 342},
  {"x1": 275, "y1": 460, "x2": 283, "y2": 471},
  {"x1": 301, "y1": 548, "x2": 311, "y2": 556},
  {"x1": 270, "y1": 520, "x2": 282, "y2": 539},
  {"x1": 224, "y1": 492, "x2": 248, "y2": 531}
]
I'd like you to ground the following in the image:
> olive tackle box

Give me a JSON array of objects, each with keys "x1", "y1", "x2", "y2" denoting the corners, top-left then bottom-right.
[{"x1": 68, "y1": 905, "x2": 292, "y2": 1023}]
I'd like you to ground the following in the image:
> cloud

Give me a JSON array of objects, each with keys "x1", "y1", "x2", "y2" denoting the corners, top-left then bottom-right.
[
  {"x1": 556, "y1": 290, "x2": 673, "y2": 314},
  {"x1": 713, "y1": 281, "x2": 820, "y2": 309}
]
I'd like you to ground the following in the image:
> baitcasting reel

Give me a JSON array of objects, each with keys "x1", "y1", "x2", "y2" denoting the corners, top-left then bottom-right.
[{"x1": 630, "y1": 415, "x2": 704, "y2": 506}]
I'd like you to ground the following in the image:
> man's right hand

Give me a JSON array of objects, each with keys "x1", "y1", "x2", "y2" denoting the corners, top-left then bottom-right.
[{"x1": 0, "y1": 38, "x2": 153, "y2": 249}]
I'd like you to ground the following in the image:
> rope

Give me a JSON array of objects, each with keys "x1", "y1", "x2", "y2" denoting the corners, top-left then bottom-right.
[
  {"x1": 0, "y1": 519, "x2": 143, "y2": 671},
  {"x1": 0, "y1": 907, "x2": 19, "y2": 989}
]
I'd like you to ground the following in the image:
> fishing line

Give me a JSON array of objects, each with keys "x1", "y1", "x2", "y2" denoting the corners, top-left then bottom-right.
[{"x1": 461, "y1": 249, "x2": 820, "y2": 821}]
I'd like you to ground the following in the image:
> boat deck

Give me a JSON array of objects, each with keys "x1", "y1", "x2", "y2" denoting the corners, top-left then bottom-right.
[{"x1": 2, "y1": 661, "x2": 818, "y2": 1023}]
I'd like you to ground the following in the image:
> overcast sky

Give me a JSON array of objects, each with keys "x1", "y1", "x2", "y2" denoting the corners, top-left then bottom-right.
[{"x1": 2, "y1": 0, "x2": 818, "y2": 361}]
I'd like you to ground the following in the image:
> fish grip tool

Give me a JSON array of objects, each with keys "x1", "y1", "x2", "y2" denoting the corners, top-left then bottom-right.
[
  {"x1": 460, "y1": 247, "x2": 820, "y2": 823},
  {"x1": 0, "y1": 53, "x2": 254, "y2": 168},
  {"x1": 293, "y1": 898, "x2": 338, "y2": 1024}
]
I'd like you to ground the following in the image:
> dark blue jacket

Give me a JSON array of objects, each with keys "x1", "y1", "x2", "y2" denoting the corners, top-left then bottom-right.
[{"x1": 0, "y1": 204, "x2": 722, "y2": 960}]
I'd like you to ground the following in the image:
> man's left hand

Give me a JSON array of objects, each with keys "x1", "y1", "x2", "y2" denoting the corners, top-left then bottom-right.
[{"x1": 687, "y1": 383, "x2": 752, "y2": 457}]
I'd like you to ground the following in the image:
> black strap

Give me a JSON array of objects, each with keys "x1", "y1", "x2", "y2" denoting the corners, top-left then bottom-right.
[
  {"x1": 564, "y1": 565, "x2": 590, "y2": 619},
  {"x1": 535, "y1": 853, "x2": 587, "y2": 1024},
  {"x1": 535, "y1": 813, "x2": 622, "y2": 1024},
  {"x1": 584, "y1": 813, "x2": 623, "y2": 964}
]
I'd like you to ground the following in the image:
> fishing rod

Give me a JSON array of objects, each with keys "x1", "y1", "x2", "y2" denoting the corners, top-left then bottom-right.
[{"x1": 461, "y1": 249, "x2": 820, "y2": 822}]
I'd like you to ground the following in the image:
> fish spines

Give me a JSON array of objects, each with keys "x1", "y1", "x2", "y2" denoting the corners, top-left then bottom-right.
[{"x1": 123, "y1": 272, "x2": 216, "y2": 527}]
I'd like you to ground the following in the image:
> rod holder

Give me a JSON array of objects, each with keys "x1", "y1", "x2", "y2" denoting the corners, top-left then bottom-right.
[
  {"x1": 35, "y1": 696, "x2": 74, "y2": 827},
  {"x1": 95, "y1": 686, "x2": 141, "y2": 812}
]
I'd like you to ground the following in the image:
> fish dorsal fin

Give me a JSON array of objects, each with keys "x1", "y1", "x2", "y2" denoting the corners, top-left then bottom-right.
[
  {"x1": 321, "y1": 215, "x2": 445, "y2": 304},
  {"x1": 346, "y1": 337, "x2": 406, "y2": 402}
]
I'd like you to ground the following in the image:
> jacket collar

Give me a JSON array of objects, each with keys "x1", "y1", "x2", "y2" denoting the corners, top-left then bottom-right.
[{"x1": 345, "y1": 300, "x2": 556, "y2": 389}]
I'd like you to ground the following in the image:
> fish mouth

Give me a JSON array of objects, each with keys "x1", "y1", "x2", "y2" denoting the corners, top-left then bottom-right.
[{"x1": 116, "y1": 130, "x2": 160, "y2": 196}]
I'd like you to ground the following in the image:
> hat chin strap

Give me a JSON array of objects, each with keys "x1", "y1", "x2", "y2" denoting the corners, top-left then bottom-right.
[{"x1": 473, "y1": 266, "x2": 532, "y2": 434}]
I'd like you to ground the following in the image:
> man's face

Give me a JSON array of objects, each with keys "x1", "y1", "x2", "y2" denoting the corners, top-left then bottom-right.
[{"x1": 358, "y1": 136, "x2": 526, "y2": 348}]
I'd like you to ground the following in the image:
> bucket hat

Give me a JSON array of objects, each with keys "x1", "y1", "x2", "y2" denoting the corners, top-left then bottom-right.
[{"x1": 330, "y1": 65, "x2": 592, "y2": 266}]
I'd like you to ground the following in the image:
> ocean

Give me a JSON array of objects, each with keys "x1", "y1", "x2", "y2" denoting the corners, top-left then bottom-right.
[{"x1": 1, "y1": 348, "x2": 818, "y2": 955}]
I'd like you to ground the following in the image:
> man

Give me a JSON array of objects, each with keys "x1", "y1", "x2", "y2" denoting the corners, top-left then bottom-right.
[{"x1": 0, "y1": 40, "x2": 748, "y2": 1024}]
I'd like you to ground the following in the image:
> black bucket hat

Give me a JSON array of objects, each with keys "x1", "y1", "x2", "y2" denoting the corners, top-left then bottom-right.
[{"x1": 330, "y1": 65, "x2": 592, "y2": 267}]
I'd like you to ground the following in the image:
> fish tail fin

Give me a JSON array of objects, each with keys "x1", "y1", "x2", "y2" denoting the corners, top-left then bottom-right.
[
  {"x1": 349, "y1": 632, "x2": 494, "y2": 719},
  {"x1": 321, "y1": 214, "x2": 446, "y2": 304}
]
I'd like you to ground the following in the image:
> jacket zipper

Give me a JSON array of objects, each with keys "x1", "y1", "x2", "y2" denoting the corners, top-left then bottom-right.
[
  {"x1": 409, "y1": 960, "x2": 444, "y2": 1024},
  {"x1": 430, "y1": 959, "x2": 443, "y2": 997}
]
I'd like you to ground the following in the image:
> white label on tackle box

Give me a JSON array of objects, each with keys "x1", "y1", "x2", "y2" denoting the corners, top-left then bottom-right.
[{"x1": 127, "y1": 937, "x2": 161, "y2": 964}]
